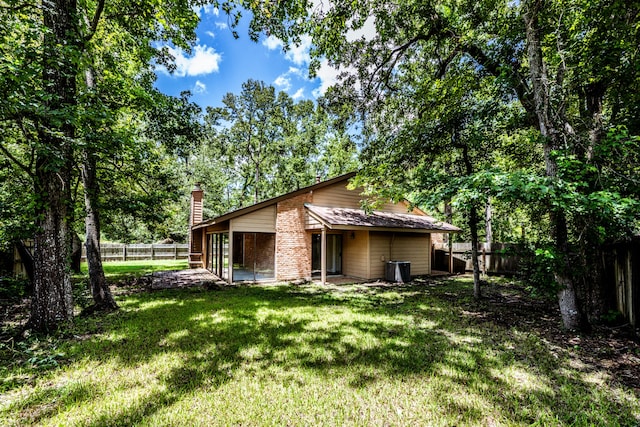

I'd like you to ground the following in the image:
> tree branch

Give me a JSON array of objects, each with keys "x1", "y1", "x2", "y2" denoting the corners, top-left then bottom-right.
[
  {"x1": 0, "y1": 139, "x2": 33, "y2": 177},
  {"x1": 84, "y1": 0, "x2": 105, "y2": 43},
  {"x1": 0, "y1": 1, "x2": 36, "y2": 12},
  {"x1": 463, "y1": 42, "x2": 537, "y2": 125}
]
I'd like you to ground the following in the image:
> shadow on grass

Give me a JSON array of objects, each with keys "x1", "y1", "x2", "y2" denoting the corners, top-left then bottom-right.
[{"x1": 5, "y1": 280, "x2": 640, "y2": 426}]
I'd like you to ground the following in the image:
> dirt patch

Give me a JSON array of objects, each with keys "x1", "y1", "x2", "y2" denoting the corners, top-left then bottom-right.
[
  {"x1": 149, "y1": 268, "x2": 223, "y2": 290},
  {"x1": 466, "y1": 279, "x2": 640, "y2": 395}
]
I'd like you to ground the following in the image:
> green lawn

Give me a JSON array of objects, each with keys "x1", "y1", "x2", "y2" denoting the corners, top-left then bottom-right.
[
  {"x1": 1, "y1": 275, "x2": 639, "y2": 426},
  {"x1": 80, "y1": 260, "x2": 188, "y2": 281}
]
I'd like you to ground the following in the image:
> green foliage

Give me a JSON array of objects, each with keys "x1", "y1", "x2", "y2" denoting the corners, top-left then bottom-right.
[
  {"x1": 516, "y1": 246, "x2": 560, "y2": 297},
  {"x1": 72, "y1": 277, "x2": 93, "y2": 310},
  {"x1": 0, "y1": 336, "x2": 66, "y2": 374},
  {"x1": 200, "y1": 79, "x2": 357, "y2": 214},
  {"x1": 0, "y1": 276, "x2": 29, "y2": 300},
  {"x1": 238, "y1": 0, "x2": 640, "y2": 323}
]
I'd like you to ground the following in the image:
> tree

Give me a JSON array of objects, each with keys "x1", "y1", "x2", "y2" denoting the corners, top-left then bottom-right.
[
  {"x1": 203, "y1": 79, "x2": 357, "y2": 213},
  {"x1": 242, "y1": 0, "x2": 640, "y2": 329},
  {"x1": 0, "y1": 0, "x2": 204, "y2": 330}
]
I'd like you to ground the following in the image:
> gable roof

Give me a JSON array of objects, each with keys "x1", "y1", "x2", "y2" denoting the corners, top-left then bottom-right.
[
  {"x1": 192, "y1": 172, "x2": 357, "y2": 230},
  {"x1": 305, "y1": 204, "x2": 460, "y2": 233}
]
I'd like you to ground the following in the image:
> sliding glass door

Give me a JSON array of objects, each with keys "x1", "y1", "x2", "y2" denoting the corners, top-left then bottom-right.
[
  {"x1": 232, "y1": 232, "x2": 275, "y2": 281},
  {"x1": 312, "y1": 233, "x2": 342, "y2": 276},
  {"x1": 206, "y1": 232, "x2": 229, "y2": 280}
]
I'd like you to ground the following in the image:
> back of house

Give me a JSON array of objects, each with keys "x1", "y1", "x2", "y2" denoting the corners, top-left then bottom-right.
[{"x1": 188, "y1": 173, "x2": 459, "y2": 284}]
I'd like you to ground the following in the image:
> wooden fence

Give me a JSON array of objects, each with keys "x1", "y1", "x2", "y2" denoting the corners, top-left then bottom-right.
[
  {"x1": 605, "y1": 238, "x2": 640, "y2": 327},
  {"x1": 433, "y1": 242, "x2": 522, "y2": 275},
  {"x1": 81, "y1": 243, "x2": 190, "y2": 262}
]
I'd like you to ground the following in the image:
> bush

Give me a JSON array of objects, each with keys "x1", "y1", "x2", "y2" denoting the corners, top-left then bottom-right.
[
  {"x1": 516, "y1": 245, "x2": 560, "y2": 298},
  {"x1": 0, "y1": 275, "x2": 29, "y2": 300}
]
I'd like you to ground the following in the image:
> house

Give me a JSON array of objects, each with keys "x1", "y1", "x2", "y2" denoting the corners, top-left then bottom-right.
[{"x1": 188, "y1": 173, "x2": 460, "y2": 284}]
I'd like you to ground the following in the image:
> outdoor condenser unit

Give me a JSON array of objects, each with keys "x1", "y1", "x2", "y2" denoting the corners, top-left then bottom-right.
[{"x1": 385, "y1": 261, "x2": 410, "y2": 283}]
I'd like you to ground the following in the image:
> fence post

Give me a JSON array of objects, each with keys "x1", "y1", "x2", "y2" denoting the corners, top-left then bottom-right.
[
  {"x1": 150, "y1": 244, "x2": 154, "y2": 260},
  {"x1": 123, "y1": 245, "x2": 126, "y2": 261},
  {"x1": 174, "y1": 243, "x2": 178, "y2": 260},
  {"x1": 482, "y1": 244, "x2": 487, "y2": 277}
]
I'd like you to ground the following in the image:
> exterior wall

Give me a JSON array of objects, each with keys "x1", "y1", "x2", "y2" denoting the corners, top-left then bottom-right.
[
  {"x1": 369, "y1": 232, "x2": 431, "y2": 279},
  {"x1": 275, "y1": 192, "x2": 312, "y2": 281},
  {"x1": 305, "y1": 212, "x2": 322, "y2": 230},
  {"x1": 391, "y1": 234, "x2": 431, "y2": 276},
  {"x1": 313, "y1": 182, "x2": 362, "y2": 209},
  {"x1": 342, "y1": 230, "x2": 370, "y2": 279},
  {"x1": 369, "y1": 232, "x2": 391, "y2": 279},
  {"x1": 431, "y1": 232, "x2": 445, "y2": 245},
  {"x1": 313, "y1": 182, "x2": 413, "y2": 214},
  {"x1": 231, "y1": 205, "x2": 276, "y2": 232}
]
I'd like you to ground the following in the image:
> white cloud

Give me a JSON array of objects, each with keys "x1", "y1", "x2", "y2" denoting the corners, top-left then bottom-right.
[
  {"x1": 203, "y1": 4, "x2": 219, "y2": 16},
  {"x1": 194, "y1": 80, "x2": 207, "y2": 94},
  {"x1": 312, "y1": 58, "x2": 342, "y2": 97},
  {"x1": 161, "y1": 45, "x2": 222, "y2": 77},
  {"x1": 263, "y1": 35, "x2": 312, "y2": 66},
  {"x1": 288, "y1": 66, "x2": 303, "y2": 76},
  {"x1": 215, "y1": 22, "x2": 228, "y2": 30},
  {"x1": 346, "y1": 16, "x2": 377, "y2": 42},
  {"x1": 274, "y1": 75, "x2": 291, "y2": 91},
  {"x1": 263, "y1": 35, "x2": 283, "y2": 51},
  {"x1": 194, "y1": 4, "x2": 219, "y2": 17},
  {"x1": 205, "y1": 30, "x2": 215, "y2": 38},
  {"x1": 291, "y1": 88, "x2": 305, "y2": 100},
  {"x1": 285, "y1": 35, "x2": 312, "y2": 65}
]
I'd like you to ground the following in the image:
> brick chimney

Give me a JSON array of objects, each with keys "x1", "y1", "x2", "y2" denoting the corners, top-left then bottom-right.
[
  {"x1": 188, "y1": 183, "x2": 204, "y2": 267},
  {"x1": 190, "y1": 183, "x2": 203, "y2": 228}
]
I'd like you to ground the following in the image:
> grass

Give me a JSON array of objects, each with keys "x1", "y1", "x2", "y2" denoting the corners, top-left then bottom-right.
[
  {"x1": 79, "y1": 260, "x2": 188, "y2": 282},
  {"x1": 1, "y1": 274, "x2": 639, "y2": 426}
]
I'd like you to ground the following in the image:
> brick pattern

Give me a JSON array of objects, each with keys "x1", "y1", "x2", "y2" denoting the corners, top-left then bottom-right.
[{"x1": 275, "y1": 192, "x2": 312, "y2": 280}]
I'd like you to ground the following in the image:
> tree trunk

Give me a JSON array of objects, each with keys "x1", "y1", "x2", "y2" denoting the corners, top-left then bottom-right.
[
  {"x1": 81, "y1": 66, "x2": 118, "y2": 312},
  {"x1": 31, "y1": 165, "x2": 74, "y2": 331},
  {"x1": 485, "y1": 198, "x2": 493, "y2": 244},
  {"x1": 71, "y1": 232, "x2": 82, "y2": 274},
  {"x1": 444, "y1": 199, "x2": 452, "y2": 244},
  {"x1": 82, "y1": 149, "x2": 118, "y2": 311},
  {"x1": 469, "y1": 205, "x2": 482, "y2": 299},
  {"x1": 461, "y1": 142, "x2": 482, "y2": 299},
  {"x1": 29, "y1": 0, "x2": 78, "y2": 332},
  {"x1": 523, "y1": 0, "x2": 586, "y2": 330}
]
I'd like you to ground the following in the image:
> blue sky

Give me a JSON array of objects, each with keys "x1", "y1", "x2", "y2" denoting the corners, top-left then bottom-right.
[{"x1": 153, "y1": 6, "x2": 340, "y2": 110}]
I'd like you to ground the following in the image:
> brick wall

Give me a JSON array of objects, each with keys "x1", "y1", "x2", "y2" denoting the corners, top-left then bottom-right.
[{"x1": 275, "y1": 192, "x2": 312, "y2": 280}]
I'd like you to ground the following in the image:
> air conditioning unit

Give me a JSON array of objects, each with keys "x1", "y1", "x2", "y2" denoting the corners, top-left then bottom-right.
[{"x1": 385, "y1": 261, "x2": 411, "y2": 283}]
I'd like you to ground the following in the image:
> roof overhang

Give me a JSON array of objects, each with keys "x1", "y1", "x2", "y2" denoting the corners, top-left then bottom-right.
[{"x1": 305, "y1": 204, "x2": 461, "y2": 233}]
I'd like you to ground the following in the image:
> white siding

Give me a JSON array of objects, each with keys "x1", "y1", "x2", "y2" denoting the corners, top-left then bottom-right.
[{"x1": 231, "y1": 206, "x2": 276, "y2": 232}]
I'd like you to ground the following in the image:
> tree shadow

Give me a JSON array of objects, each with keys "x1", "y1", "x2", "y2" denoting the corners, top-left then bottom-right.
[{"x1": 4, "y1": 280, "x2": 640, "y2": 425}]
